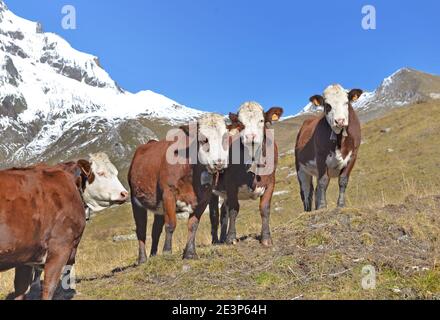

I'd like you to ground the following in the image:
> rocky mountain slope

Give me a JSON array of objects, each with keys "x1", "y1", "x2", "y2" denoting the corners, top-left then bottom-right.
[{"x1": 0, "y1": 0, "x2": 202, "y2": 170}]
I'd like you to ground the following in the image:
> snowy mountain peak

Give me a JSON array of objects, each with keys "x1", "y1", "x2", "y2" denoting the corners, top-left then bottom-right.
[{"x1": 0, "y1": 1, "x2": 204, "y2": 168}]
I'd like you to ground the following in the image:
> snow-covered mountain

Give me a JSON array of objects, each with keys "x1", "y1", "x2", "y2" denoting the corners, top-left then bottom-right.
[
  {"x1": 0, "y1": 0, "x2": 203, "y2": 169},
  {"x1": 294, "y1": 68, "x2": 440, "y2": 121}
]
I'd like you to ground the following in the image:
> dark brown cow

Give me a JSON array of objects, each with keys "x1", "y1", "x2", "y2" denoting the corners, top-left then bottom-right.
[
  {"x1": 128, "y1": 113, "x2": 232, "y2": 263},
  {"x1": 295, "y1": 84, "x2": 362, "y2": 211},
  {"x1": 0, "y1": 153, "x2": 128, "y2": 300},
  {"x1": 209, "y1": 102, "x2": 283, "y2": 247}
]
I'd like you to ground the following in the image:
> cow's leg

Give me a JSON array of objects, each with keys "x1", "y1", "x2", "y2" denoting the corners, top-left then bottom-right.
[
  {"x1": 150, "y1": 214, "x2": 164, "y2": 257},
  {"x1": 183, "y1": 196, "x2": 210, "y2": 260},
  {"x1": 131, "y1": 196, "x2": 148, "y2": 265},
  {"x1": 259, "y1": 185, "x2": 275, "y2": 247},
  {"x1": 337, "y1": 175, "x2": 349, "y2": 208},
  {"x1": 13, "y1": 266, "x2": 33, "y2": 300},
  {"x1": 42, "y1": 250, "x2": 71, "y2": 300},
  {"x1": 225, "y1": 192, "x2": 240, "y2": 245},
  {"x1": 315, "y1": 159, "x2": 330, "y2": 210},
  {"x1": 209, "y1": 195, "x2": 220, "y2": 244},
  {"x1": 219, "y1": 202, "x2": 228, "y2": 243},
  {"x1": 297, "y1": 167, "x2": 314, "y2": 212},
  {"x1": 162, "y1": 189, "x2": 177, "y2": 254},
  {"x1": 337, "y1": 155, "x2": 357, "y2": 208}
]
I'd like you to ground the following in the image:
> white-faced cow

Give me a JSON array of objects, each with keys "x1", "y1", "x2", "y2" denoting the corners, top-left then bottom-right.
[
  {"x1": 295, "y1": 84, "x2": 363, "y2": 211},
  {"x1": 129, "y1": 113, "x2": 233, "y2": 262},
  {"x1": 0, "y1": 153, "x2": 128, "y2": 300},
  {"x1": 209, "y1": 102, "x2": 283, "y2": 247}
]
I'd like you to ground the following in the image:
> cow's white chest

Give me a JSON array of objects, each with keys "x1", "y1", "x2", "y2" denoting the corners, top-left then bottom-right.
[
  {"x1": 326, "y1": 149, "x2": 352, "y2": 177},
  {"x1": 238, "y1": 185, "x2": 265, "y2": 200}
]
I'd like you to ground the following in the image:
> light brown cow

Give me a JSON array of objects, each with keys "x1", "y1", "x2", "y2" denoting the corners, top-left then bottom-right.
[
  {"x1": 0, "y1": 153, "x2": 128, "y2": 300},
  {"x1": 295, "y1": 85, "x2": 362, "y2": 211}
]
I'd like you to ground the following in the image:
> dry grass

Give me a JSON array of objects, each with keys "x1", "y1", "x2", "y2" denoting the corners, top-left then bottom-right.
[{"x1": 1, "y1": 101, "x2": 440, "y2": 300}]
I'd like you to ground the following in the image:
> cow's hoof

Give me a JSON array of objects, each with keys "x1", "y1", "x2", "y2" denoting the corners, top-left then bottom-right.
[
  {"x1": 261, "y1": 238, "x2": 273, "y2": 247},
  {"x1": 183, "y1": 251, "x2": 198, "y2": 260},
  {"x1": 212, "y1": 238, "x2": 221, "y2": 245},
  {"x1": 137, "y1": 257, "x2": 147, "y2": 265},
  {"x1": 225, "y1": 237, "x2": 237, "y2": 245},
  {"x1": 163, "y1": 250, "x2": 172, "y2": 256}
]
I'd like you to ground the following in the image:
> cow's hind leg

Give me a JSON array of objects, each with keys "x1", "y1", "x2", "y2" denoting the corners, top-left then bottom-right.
[
  {"x1": 298, "y1": 168, "x2": 314, "y2": 212},
  {"x1": 131, "y1": 196, "x2": 148, "y2": 264},
  {"x1": 14, "y1": 266, "x2": 33, "y2": 300},
  {"x1": 150, "y1": 214, "x2": 164, "y2": 257},
  {"x1": 209, "y1": 195, "x2": 220, "y2": 244}
]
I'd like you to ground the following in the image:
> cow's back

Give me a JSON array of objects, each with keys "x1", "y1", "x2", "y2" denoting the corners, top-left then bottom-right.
[{"x1": 0, "y1": 168, "x2": 86, "y2": 269}]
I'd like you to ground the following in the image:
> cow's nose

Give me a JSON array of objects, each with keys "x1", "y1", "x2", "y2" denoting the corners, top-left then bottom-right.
[
  {"x1": 335, "y1": 119, "x2": 345, "y2": 128},
  {"x1": 120, "y1": 191, "x2": 129, "y2": 201}
]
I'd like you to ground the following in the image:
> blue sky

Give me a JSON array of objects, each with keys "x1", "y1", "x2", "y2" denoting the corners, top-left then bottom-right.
[{"x1": 7, "y1": 0, "x2": 440, "y2": 115}]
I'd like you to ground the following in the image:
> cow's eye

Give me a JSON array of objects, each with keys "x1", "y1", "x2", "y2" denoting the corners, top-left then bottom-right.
[
  {"x1": 200, "y1": 138, "x2": 208, "y2": 145},
  {"x1": 325, "y1": 104, "x2": 332, "y2": 113},
  {"x1": 97, "y1": 172, "x2": 105, "y2": 177}
]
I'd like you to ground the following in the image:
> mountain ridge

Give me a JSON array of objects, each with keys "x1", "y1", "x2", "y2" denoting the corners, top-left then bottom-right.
[{"x1": 0, "y1": 0, "x2": 203, "y2": 169}]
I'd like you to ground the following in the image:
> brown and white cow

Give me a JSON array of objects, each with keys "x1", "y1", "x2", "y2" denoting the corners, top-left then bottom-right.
[
  {"x1": 209, "y1": 102, "x2": 283, "y2": 247},
  {"x1": 295, "y1": 84, "x2": 362, "y2": 211},
  {"x1": 128, "y1": 113, "x2": 232, "y2": 263},
  {"x1": 0, "y1": 153, "x2": 128, "y2": 300}
]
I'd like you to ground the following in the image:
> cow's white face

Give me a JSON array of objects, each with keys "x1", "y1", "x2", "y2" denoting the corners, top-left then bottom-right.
[
  {"x1": 324, "y1": 85, "x2": 350, "y2": 134},
  {"x1": 310, "y1": 85, "x2": 363, "y2": 135},
  {"x1": 81, "y1": 153, "x2": 128, "y2": 212},
  {"x1": 197, "y1": 113, "x2": 229, "y2": 173},
  {"x1": 237, "y1": 102, "x2": 266, "y2": 147}
]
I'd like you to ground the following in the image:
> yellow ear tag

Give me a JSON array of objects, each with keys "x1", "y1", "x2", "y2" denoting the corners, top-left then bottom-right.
[
  {"x1": 352, "y1": 95, "x2": 359, "y2": 102},
  {"x1": 272, "y1": 114, "x2": 279, "y2": 121}
]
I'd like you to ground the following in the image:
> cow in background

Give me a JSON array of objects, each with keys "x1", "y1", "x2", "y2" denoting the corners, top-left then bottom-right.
[
  {"x1": 0, "y1": 153, "x2": 128, "y2": 300},
  {"x1": 295, "y1": 84, "x2": 362, "y2": 211}
]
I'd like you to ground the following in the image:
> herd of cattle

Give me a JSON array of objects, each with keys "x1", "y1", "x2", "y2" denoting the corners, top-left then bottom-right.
[{"x1": 0, "y1": 84, "x2": 363, "y2": 299}]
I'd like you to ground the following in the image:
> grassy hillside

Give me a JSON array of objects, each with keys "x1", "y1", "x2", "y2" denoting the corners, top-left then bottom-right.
[{"x1": 1, "y1": 101, "x2": 440, "y2": 300}]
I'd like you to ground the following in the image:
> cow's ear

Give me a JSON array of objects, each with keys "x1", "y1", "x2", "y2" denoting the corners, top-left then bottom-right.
[
  {"x1": 77, "y1": 159, "x2": 95, "y2": 184},
  {"x1": 229, "y1": 112, "x2": 239, "y2": 123},
  {"x1": 310, "y1": 95, "x2": 324, "y2": 106},
  {"x1": 348, "y1": 89, "x2": 363, "y2": 102},
  {"x1": 265, "y1": 107, "x2": 284, "y2": 124},
  {"x1": 227, "y1": 121, "x2": 245, "y2": 136},
  {"x1": 179, "y1": 125, "x2": 191, "y2": 137}
]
